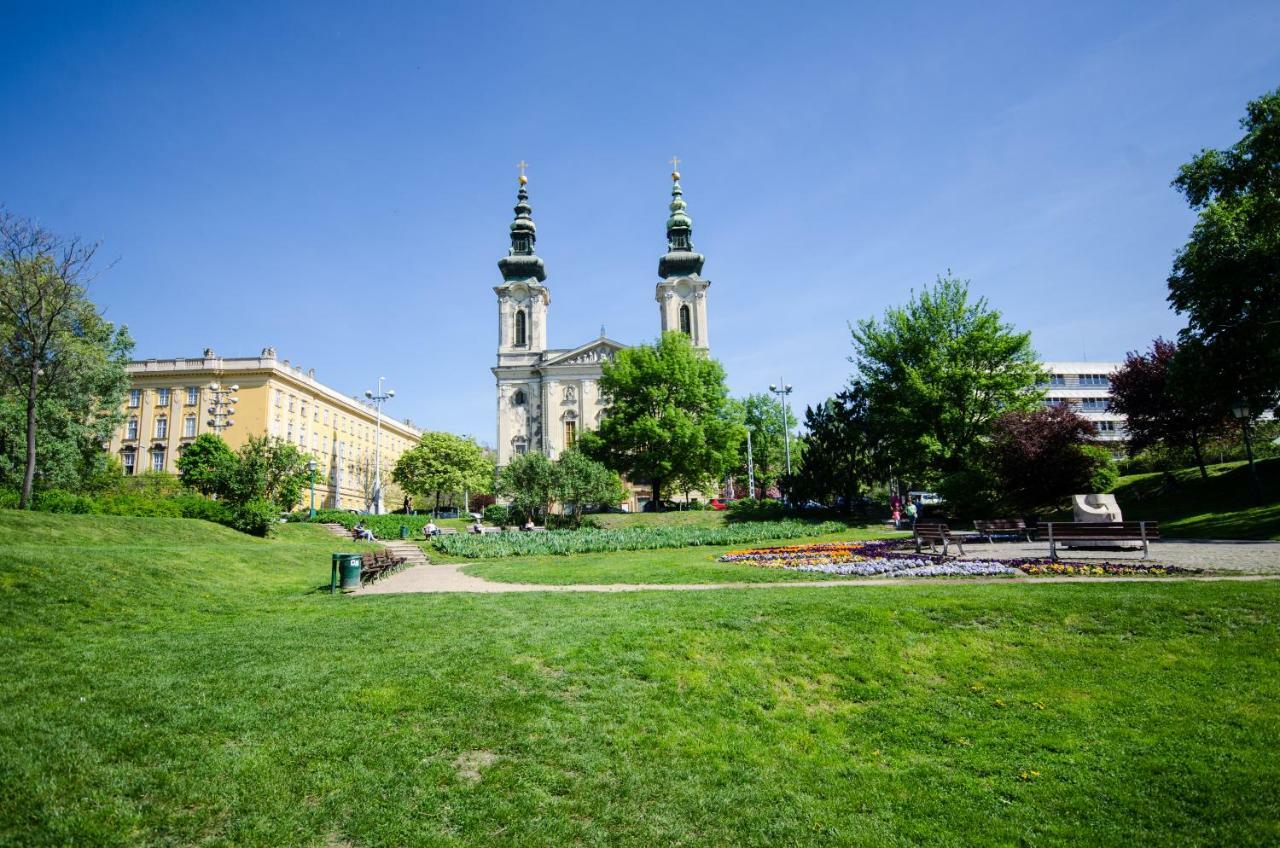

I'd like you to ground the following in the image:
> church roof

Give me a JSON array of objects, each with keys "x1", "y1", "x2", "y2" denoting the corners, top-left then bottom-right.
[{"x1": 539, "y1": 337, "x2": 628, "y2": 368}]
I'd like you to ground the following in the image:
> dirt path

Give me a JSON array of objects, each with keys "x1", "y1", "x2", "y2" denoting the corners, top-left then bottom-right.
[{"x1": 355, "y1": 562, "x2": 1280, "y2": 595}]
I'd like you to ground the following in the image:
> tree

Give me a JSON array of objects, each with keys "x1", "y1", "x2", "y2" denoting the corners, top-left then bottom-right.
[
  {"x1": 0, "y1": 212, "x2": 132, "y2": 507},
  {"x1": 498, "y1": 451, "x2": 554, "y2": 523},
  {"x1": 785, "y1": 385, "x2": 882, "y2": 509},
  {"x1": 728, "y1": 393, "x2": 797, "y2": 498},
  {"x1": 551, "y1": 448, "x2": 624, "y2": 527},
  {"x1": 581, "y1": 331, "x2": 743, "y2": 506},
  {"x1": 176, "y1": 433, "x2": 237, "y2": 496},
  {"x1": 850, "y1": 274, "x2": 1043, "y2": 486},
  {"x1": 1168, "y1": 88, "x2": 1280, "y2": 418},
  {"x1": 226, "y1": 435, "x2": 312, "y2": 511},
  {"x1": 985, "y1": 404, "x2": 1117, "y2": 515},
  {"x1": 1108, "y1": 337, "x2": 1227, "y2": 479},
  {"x1": 392, "y1": 431, "x2": 491, "y2": 514}
]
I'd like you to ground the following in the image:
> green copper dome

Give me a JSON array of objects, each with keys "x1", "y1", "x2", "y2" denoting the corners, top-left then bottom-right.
[
  {"x1": 659, "y1": 175, "x2": 704, "y2": 279},
  {"x1": 498, "y1": 181, "x2": 546, "y2": 282}
]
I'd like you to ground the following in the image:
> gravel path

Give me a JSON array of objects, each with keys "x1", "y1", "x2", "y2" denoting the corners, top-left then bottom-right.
[
  {"x1": 357, "y1": 544, "x2": 1280, "y2": 596},
  {"x1": 964, "y1": 539, "x2": 1280, "y2": 573}
]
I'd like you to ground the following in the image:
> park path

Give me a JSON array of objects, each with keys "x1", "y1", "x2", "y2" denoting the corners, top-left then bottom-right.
[
  {"x1": 321, "y1": 522, "x2": 429, "y2": 568},
  {"x1": 356, "y1": 561, "x2": 1280, "y2": 596}
]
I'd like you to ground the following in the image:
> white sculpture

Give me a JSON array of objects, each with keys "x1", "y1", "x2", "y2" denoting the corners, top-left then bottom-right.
[{"x1": 1072, "y1": 494, "x2": 1122, "y2": 523}]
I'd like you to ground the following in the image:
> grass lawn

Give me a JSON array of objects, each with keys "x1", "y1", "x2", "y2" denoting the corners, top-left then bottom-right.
[
  {"x1": 3, "y1": 511, "x2": 1279, "y2": 846},
  {"x1": 1111, "y1": 458, "x2": 1279, "y2": 540},
  {"x1": 458, "y1": 528, "x2": 907, "y2": 584}
]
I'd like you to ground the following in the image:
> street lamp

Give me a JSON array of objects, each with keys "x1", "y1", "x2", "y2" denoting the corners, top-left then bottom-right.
[
  {"x1": 1232, "y1": 401, "x2": 1264, "y2": 503},
  {"x1": 307, "y1": 459, "x2": 318, "y2": 519},
  {"x1": 207, "y1": 382, "x2": 239, "y2": 434},
  {"x1": 364, "y1": 377, "x2": 395, "y2": 515},
  {"x1": 769, "y1": 380, "x2": 794, "y2": 478}
]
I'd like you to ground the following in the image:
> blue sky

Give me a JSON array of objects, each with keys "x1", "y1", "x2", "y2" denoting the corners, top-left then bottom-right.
[{"x1": 2, "y1": 2, "x2": 1278, "y2": 440}]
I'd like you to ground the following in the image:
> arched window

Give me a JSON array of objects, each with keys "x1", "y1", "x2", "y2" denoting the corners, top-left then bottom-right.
[
  {"x1": 514, "y1": 309, "x2": 527, "y2": 347},
  {"x1": 679, "y1": 304, "x2": 691, "y2": 335},
  {"x1": 512, "y1": 389, "x2": 527, "y2": 406}
]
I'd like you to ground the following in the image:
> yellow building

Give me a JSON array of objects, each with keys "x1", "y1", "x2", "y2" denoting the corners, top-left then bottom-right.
[{"x1": 106, "y1": 347, "x2": 421, "y2": 511}]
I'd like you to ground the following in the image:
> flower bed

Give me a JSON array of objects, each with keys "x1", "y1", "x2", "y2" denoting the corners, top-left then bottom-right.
[{"x1": 718, "y1": 541, "x2": 1201, "y2": 579}]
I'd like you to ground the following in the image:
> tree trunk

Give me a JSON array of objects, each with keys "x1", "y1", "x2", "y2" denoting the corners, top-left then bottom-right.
[
  {"x1": 1189, "y1": 430, "x2": 1209, "y2": 480},
  {"x1": 652, "y1": 478, "x2": 664, "y2": 510},
  {"x1": 20, "y1": 364, "x2": 39, "y2": 509}
]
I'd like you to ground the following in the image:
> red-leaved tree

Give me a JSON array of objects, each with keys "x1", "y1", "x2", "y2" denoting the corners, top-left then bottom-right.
[{"x1": 988, "y1": 404, "x2": 1115, "y2": 514}]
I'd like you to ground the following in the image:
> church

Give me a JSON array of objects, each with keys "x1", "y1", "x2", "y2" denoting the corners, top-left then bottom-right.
[{"x1": 492, "y1": 165, "x2": 712, "y2": 495}]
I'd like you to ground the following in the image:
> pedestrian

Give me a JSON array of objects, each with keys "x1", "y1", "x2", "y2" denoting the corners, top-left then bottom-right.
[{"x1": 905, "y1": 500, "x2": 918, "y2": 527}]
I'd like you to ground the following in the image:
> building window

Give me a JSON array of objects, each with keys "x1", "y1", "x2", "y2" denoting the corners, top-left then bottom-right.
[
  {"x1": 126, "y1": 417, "x2": 139, "y2": 440},
  {"x1": 300, "y1": 400, "x2": 308, "y2": 418},
  {"x1": 288, "y1": 395, "x2": 295, "y2": 412},
  {"x1": 323, "y1": 410, "x2": 329, "y2": 425},
  {"x1": 1079, "y1": 374, "x2": 1110, "y2": 387},
  {"x1": 513, "y1": 438, "x2": 528, "y2": 455},
  {"x1": 155, "y1": 416, "x2": 168, "y2": 439},
  {"x1": 1081, "y1": 398, "x2": 1109, "y2": 412},
  {"x1": 564, "y1": 386, "x2": 576, "y2": 402},
  {"x1": 1047, "y1": 374, "x2": 1066, "y2": 387},
  {"x1": 186, "y1": 386, "x2": 199, "y2": 405},
  {"x1": 121, "y1": 450, "x2": 136, "y2": 476},
  {"x1": 183, "y1": 415, "x2": 197, "y2": 437},
  {"x1": 512, "y1": 388, "x2": 527, "y2": 406},
  {"x1": 514, "y1": 309, "x2": 527, "y2": 347},
  {"x1": 129, "y1": 389, "x2": 141, "y2": 408},
  {"x1": 150, "y1": 448, "x2": 165, "y2": 472},
  {"x1": 679, "y1": 304, "x2": 691, "y2": 335},
  {"x1": 564, "y1": 419, "x2": 577, "y2": 447},
  {"x1": 157, "y1": 388, "x2": 171, "y2": 406},
  {"x1": 275, "y1": 390, "x2": 283, "y2": 408}
]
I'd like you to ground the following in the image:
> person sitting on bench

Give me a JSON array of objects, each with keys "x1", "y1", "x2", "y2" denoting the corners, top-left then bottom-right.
[
  {"x1": 522, "y1": 518, "x2": 535, "y2": 531},
  {"x1": 354, "y1": 521, "x2": 375, "y2": 541},
  {"x1": 423, "y1": 520, "x2": 439, "y2": 538},
  {"x1": 470, "y1": 520, "x2": 484, "y2": 534}
]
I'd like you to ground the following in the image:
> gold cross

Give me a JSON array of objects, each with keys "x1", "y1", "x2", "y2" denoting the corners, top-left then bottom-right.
[
  {"x1": 517, "y1": 160, "x2": 528, "y2": 178},
  {"x1": 669, "y1": 155, "x2": 681, "y2": 173}
]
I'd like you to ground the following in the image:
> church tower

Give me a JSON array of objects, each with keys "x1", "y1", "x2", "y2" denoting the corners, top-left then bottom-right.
[
  {"x1": 495, "y1": 170, "x2": 549, "y2": 357},
  {"x1": 655, "y1": 162, "x2": 710, "y2": 350}
]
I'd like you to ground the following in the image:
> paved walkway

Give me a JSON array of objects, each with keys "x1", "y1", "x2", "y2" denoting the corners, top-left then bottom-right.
[{"x1": 960, "y1": 539, "x2": 1280, "y2": 573}]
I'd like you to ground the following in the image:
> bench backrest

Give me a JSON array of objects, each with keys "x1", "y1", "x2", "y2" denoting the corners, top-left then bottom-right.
[
  {"x1": 914, "y1": 522, "x2": 952, "y2": 539},
  {"x1": 975, "y1": 519, "x2": 1026, "y2": 532},
  {"x1": 1040, "y1": 521, "x2": 1160, "y2": 540}
]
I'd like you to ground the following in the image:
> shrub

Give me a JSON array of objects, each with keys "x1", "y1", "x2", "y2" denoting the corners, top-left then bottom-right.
[
  {"x1": 173, "y1": 494, "x2": 233, "y2": 524},
  {"x1": 230, "y1": 498, "x2": 278, "y2": 537},
  {"x1": 33, "y1": 490, "x2": 94, "y2": 514},
  {"x1": 93, "y1": 493, "x2": 184, "y2": 518},
  {"x1": 432, "y1": 519, "x2": 847, "y2": 559},
  {"x1": 482, "y1": 504, "x2": 509, "y2": 526}
]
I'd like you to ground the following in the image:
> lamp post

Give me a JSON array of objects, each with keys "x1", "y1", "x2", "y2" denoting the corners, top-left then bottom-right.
[
  {"x1": 769, "y1": 380, "x2": 794, "y2": 478},
  {"x1": 206, "y1": 382, "x2": 239, "y2": 434},
  {"x1": 307, "y1": 459, "x2": 317, "y2": 519},
  {"x1": 364, "y1": 377, "x2": 395, "y2": 515},
  {"x1": 1232, "y1": 401, "x2": 1263, "y2": 503},
  {"x1": 746, "y1": 429, "x2": 755, "y2": 499}
]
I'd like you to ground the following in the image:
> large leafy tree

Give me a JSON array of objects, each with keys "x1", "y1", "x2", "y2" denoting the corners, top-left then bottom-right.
[
  {"x1": 850, "y1": 274, "x2": 1043, "y2": 486},
  {"x1": 985, "y1": 405, "x2": 1117, "y2": 515},
  {"x1": 176, "y1": 433, "x2": 238, "y2": 496},
  {"x1": 551, "y1": 448, "x2": 624, "y2": 527},
  {"x1": 392, "y1": 431, "x2": 491, "y2": 514},
  {"x1": 728, "y1": 392, "x2": 797, "y2": 498},
  {"x1": 226, "y1": 435, "x2": 313, "y2": 511},
  {"x1": 498, "y1": 451, "x2": 554, "y2": 523},
  {"x1": 785, "y1": 385, "x2": 882, "y2": 509},
  {"x1": 581, "y1": 331, "x2": 743, "y2": 505},
  {"x1": 1168, "y1": 88, "x2": 1280, "y2": 417},
  {"x1": 1108, "y1": 337, "x2": 1227, "y2": 479},
  {"x1": 0, "y1": 212, "x2": 133, "y2": 506}
]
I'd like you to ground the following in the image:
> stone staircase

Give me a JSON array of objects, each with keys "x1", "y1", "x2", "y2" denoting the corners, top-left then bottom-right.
[{"x1": 320, "y1": 523, "x2": 429, "y2": 566}]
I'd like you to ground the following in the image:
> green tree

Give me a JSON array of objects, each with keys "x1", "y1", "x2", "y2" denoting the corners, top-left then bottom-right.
[
  {"x1": 1168, "y1": 88, "x2": 1280, "y2": 417},
  {"x1": 785, "y1": 386, "x2": 882, "y2": 509},
  {"x1": 498, "y1": 451, "x2": 554, "y2": 523},
  {"x1": 728, "y1": 393, "x2": 798, "y2": 498},
  {"x1": 581, "y1": 331, "x2": 743, "y2": 506},
  {"x1": 226, "y1": 436, "x2": 311, "y2": 511},
  {"x1": 392, "y1": 431, "x2": 491, "y2": 514},
  {"x1": 0, "y1": 212, "x2": 133, "y2": 506},
  {"x1": 176, "y1": 433, "x2": 238, "y2": 496},
  {"x1": 551, "y1": 448, "x2": 624, "y2": 527},
  {"x1": 850, "y1": 274, "x2": 1043, "y2": 487}
]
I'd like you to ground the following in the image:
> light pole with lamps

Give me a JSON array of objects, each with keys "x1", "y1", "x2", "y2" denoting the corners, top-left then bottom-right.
[
  {"x1": 206, "y1": 382, "x2": 239, "y2": 433},
  {"x1": 364, "y1": 377, "x2": 395, "y2": 515},
  {"x1": 768, "y1": 380, "x2": 794, "y2": 477},
  {"x1": 1232, "y1": 401, "x2": 1264, "y2": 503}
]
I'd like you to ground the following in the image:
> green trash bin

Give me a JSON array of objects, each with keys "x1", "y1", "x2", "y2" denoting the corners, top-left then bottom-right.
[
  {"x1": 400, "y1": 524, "x2": 409, "y2": 540},
  {"x1": 331, "y1": 553, "x2": 363, "y2": 593}
]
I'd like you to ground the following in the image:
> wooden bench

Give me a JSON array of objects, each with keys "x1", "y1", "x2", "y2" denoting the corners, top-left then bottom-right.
[
  {"x1": 913, "y1": 522, "x2": 966, "y2": 557},
  {"x1": 974, "y1": 518, "x2": 1031, "y2": 543},
  {"x1": 359, "y1": 549, "x2": 407, "y2": 584},
  {"x1": 1037, "y1": 521, "x2": 1160, "y2": 561}
]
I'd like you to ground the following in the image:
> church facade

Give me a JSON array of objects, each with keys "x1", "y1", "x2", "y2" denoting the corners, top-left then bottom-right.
[{"x1": 492, "y1": 168, "x2": 712, "y2": 492}]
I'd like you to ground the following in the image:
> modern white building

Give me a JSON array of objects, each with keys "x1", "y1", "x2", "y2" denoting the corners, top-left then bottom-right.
[{"x1": 1040, "y1": 362, "x2": 1127, "y2": 445}]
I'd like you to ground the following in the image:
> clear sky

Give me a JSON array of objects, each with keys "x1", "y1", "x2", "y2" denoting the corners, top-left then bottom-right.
[{"x1": 2, "y1": 2, "x2": 1278, "y2": 440}]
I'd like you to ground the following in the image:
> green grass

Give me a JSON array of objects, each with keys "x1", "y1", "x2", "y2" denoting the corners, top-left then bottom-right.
[
  {"x1": 589, "y1": 509, "x2": 730, "y2": 529},
  {"x1": 459, "y1": 528, "x2": 904, "y2": 584},
  {"x1": 3, "y1": 510, "x2": 1279, "y2": 846},
  {"x1": 1112, "y1": 458, "x2": 1280, "y2": 539}
]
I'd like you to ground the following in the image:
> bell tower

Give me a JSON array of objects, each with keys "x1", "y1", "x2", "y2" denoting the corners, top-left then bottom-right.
[
  {"x1": 496, "y1": 165, "x2": 549, "y2": 358},
  {"x1": 655, "y1": 158, "x2": 710, "y2": 350}
]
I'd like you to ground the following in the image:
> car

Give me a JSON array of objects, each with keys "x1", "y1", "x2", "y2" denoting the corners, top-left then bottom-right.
[{"x1": 709, "y1": 498, "x2": 729, "y2": 511}]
